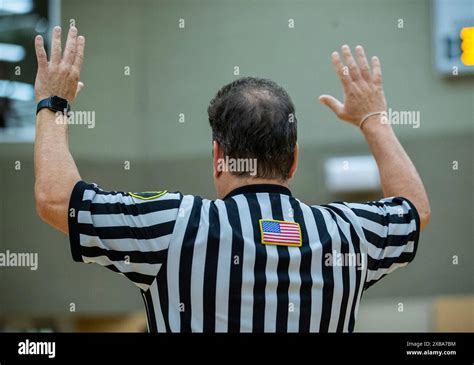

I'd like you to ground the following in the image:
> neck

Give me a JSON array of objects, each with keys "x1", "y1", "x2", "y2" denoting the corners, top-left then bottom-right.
[{"x1": 217, "y1": 176, "x2": 289, "y2": 199}]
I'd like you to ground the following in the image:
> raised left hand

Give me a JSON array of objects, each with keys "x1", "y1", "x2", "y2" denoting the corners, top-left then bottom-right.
[{"x1": 34, "y1": 26, "x2": 85, "y2": 103}]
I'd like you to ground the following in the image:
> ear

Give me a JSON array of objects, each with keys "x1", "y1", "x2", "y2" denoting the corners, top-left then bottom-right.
[
  {"x1": 213, "y1": 141, "x2": 224, "y2": 179},
  {"x1": 287, "y1": 143, "x2": 299, "y2": 179}
]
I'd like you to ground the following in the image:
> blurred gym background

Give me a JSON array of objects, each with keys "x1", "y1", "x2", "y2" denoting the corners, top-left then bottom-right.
[{"x1": 0, "y1": 0, "x2": 472, "y2": 332}]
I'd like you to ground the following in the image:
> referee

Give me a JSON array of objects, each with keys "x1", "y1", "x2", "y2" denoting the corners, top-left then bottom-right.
[{"x1": 33, "y1": 26, "x2": 430, "y2": 332}]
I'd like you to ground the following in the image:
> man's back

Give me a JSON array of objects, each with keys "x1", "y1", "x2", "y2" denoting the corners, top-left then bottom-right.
[
  {"x1": 69, "y1": 182, "x2": 419, "y2": 332},
  {"x1": 34, "y1": 32, "x2": 429, "y2": 333}
]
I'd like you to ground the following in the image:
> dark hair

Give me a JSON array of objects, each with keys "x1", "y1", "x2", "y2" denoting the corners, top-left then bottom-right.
[{"x1": 208, "y1": 77, "x2": 297, "y2": 180}]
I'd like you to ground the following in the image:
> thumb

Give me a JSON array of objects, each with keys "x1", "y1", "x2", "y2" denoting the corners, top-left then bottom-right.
[
  {"x1": 76, "y1": 81, "x2": 84, "y2": 97},
  {"x1": 319, "y1": 95, "x2": 344, "y2": 117}
]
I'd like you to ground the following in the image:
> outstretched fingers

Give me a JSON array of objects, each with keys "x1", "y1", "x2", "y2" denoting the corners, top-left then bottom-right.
[
  {"x1": 50, "y1": 26, "x2": 62, "y2": 65},
  {"x1": 355, "y1": 45, "x2": 371, "y2": 82},
  {"x1": 331, "y1": 51, "x2": 352, "y2": 91},
  {"x1": 341, "y1": 45, "x2": 362, "y2": 82},
  {"x1": 319, "y1": 94, "x2": 344, "y2": 117},
  {"x1": 371, "y1": 55, "x2": 383, "y2": 87},
  {"x1": 62, "y1": 26, "x2": 78, "y2": 66},
  {"x1": 35, "y1": 35, "x2": 48, "y2": 70},
  {"x1": 72, "y1": 35, "x2": 85, "y2": 72}
]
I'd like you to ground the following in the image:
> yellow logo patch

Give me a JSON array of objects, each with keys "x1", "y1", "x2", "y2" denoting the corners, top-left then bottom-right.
[
  {"x1": 128, "y1": 191, "x2": 168, "y2": 200},
  {"x1": 461, "y1": 27, "x2": 474, "y2": 66}
]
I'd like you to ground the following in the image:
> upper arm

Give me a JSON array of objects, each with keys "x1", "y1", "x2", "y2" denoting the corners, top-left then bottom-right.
[
  {"x1": 325, "y1": 197, "x2": 420, "y2": 290},
  {"x1": 67, "y1": 180, "x2": 183, "y2": 291},
  {"x1": 35, "y1": 177, "x2": 81, "y2": 235}
]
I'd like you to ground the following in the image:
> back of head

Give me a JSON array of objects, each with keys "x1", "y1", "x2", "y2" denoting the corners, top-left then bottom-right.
[{"x1": 208, "y1": 77, "x2": 298, "y2": 181}]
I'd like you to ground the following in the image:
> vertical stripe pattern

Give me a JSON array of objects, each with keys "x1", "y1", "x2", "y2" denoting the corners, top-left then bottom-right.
[{"x1": 68, "y1": 182, "x2": 420, "y2": 332}]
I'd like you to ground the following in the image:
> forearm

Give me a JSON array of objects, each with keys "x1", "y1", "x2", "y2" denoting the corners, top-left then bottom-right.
[
  {"x1": 34, "y1": 109, "x2": 81, "y2": 233},
  {"x1": 362, "y1": 116, "x2": 430, "y2": 229}
]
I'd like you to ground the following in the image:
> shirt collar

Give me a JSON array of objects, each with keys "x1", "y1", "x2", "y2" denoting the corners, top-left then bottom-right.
[{"x1": 223, "y1": 184, "x2": 292, "y2": 200}]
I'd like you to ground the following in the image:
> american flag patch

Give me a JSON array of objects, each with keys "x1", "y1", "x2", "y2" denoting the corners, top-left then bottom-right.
[{"x1": 259, "y1": 219, "x2": 302, "y2": 247}]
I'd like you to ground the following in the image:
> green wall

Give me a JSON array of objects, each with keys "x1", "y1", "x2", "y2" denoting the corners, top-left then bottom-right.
[
  {"x1": 0, "y1": 0, "x2": 472, "y2": 315},
  {"x1": 64, "y1": 0, "x2": 473, "y2": 161}
]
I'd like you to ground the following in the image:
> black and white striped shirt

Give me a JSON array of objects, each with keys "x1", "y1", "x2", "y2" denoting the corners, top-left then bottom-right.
[{"x1": 68, "y1": 181, "x2": 420, "y2": 332}]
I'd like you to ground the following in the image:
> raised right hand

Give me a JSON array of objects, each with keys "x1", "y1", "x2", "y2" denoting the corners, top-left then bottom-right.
[{"x1": 319, "y1": 45, "x2": 387, "y2": 127}]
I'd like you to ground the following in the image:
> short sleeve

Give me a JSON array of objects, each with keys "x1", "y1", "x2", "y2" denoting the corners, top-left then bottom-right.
[
  {"x1": 68, "y1": 180, "x2": 183, "y2": 291},
  {"x1": 325, "y1": 197, "x2": 420, "y2": 289}
]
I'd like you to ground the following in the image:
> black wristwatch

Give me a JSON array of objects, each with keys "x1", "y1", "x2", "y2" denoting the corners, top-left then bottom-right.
[{"x1": 36, "y1": 96, "x2": 71, "y2": 115}]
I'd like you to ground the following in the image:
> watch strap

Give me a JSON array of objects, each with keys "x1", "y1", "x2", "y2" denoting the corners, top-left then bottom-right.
[{"x1": 36, "y1": 96, "x2": 70, "y2": 115}]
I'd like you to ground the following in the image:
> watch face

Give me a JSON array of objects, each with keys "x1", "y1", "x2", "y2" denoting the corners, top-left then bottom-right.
[{"x1": 50, "y1": 96, "x2": 69, "y2": 112}]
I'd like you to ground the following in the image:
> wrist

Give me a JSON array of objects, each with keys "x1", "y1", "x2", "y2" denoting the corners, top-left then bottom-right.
[
  {"x1": 36, "y1": 108, "x2": 57, "y2": 118},
  {"x1": 35, "y1": 94, "x2": 51, "y2": 103},
  {"x1": 36, "y1": 108, "x2": 69, "y2": 131},
  {"x1": 360, "y1": 114, "x2": 393, "y2": 136}
]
